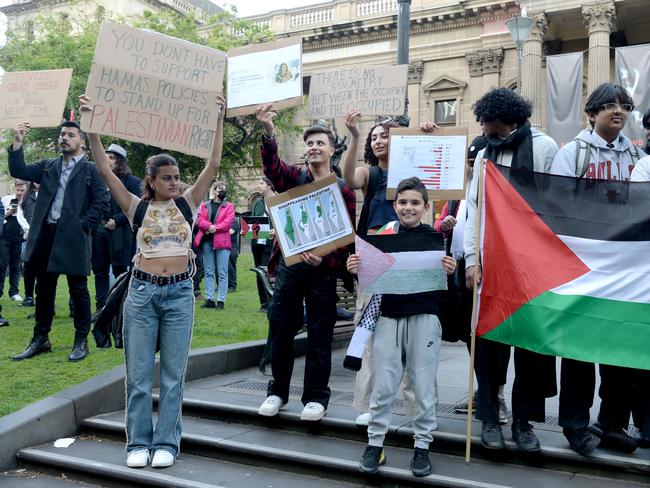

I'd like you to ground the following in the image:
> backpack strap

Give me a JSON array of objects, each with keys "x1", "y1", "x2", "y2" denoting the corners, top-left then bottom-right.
[
  {"x1": 628, "y1": 146, "x2": 640, "y2": 167},
  {"x1": 575, "y1": 139, "x2": 591, "y2": 178},
  {"x1": 132, "y1": 200, "x2": 149, "y2": 232},
  {"x1": 175, "y1": 197, "x2": 194, "y2": 227}
]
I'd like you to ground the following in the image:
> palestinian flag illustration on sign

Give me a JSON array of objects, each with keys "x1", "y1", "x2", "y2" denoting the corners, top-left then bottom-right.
[{"x1": 478, "y1": 161, "x2": 650, "y2": 370}]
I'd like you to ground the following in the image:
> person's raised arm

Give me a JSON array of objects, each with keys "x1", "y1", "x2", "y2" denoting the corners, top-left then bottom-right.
[
  {"x1": 79, "y1": 95, "x2": 133, "y2": 214},
  {"x1": 256, "y1": 103, "x2": 276, "y2": 138},
  {"x1": 191, "y1": 95, "x2": 226, "y2": 207},
  {"x1": 341, "y1": 110, "x2": 369, "y2": 191}
]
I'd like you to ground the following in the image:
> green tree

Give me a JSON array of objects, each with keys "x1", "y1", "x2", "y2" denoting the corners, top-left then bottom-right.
[{"x1": 0, "y1": 6, "x2": 301, "y2": 198}]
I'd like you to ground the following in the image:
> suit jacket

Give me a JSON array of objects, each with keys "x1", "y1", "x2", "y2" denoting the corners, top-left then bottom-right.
[{"x1": 8, "y1": 146, "x2": 109, "y2": 276}]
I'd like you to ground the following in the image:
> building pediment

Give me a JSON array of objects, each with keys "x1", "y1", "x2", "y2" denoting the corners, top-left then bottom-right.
[{"x1": 423, "y1": 75, "x2": 467, "y2": 93}]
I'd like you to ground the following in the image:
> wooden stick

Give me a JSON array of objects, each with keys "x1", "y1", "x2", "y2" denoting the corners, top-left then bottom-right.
[{"x1": 465, "y1": 158, "x2": 486, "y2": 463}]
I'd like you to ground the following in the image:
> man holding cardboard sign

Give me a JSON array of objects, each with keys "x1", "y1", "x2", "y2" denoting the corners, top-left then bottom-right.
[{"x1": 255, "y1": 104, "x2": 356, "y2": 422}]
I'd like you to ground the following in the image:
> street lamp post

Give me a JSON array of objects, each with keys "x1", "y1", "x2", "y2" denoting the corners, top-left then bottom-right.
[
  {"x1": 506, "y1": 13, "x2": 534, "y2": 94},
  {"x1": 396, "y1": 0, "x2": 412, "y2": 126}
]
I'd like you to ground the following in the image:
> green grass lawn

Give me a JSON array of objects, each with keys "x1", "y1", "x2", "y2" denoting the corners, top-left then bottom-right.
[{"x1": 0, "y1": 254, "x2": 269, "y2": 417}]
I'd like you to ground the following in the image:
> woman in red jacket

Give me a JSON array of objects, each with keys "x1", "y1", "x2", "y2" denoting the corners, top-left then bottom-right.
[{"x1": 193, "y1": 181, "x2": 235, "y2": 309}]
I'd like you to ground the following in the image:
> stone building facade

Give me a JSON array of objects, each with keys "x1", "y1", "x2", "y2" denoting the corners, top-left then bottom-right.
[{"x1": 232, "y1": 0, "x2": 650, "y2": 212}]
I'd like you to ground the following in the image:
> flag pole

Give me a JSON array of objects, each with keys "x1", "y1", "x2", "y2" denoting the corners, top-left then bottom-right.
[{"x1": 465, "y1": 158, "x2": 486, "y2": 463}]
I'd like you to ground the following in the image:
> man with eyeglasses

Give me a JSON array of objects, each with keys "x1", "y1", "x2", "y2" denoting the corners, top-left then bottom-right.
[{"x1": 551, "y1": 83, "x2": 645, "y2": 455}]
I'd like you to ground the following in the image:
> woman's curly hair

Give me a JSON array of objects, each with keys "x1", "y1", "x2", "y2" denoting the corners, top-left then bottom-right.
[
  {"x1": 472, "y1": 88, "x2": 532, "y2": 126},
  {"x1": 363, "y1": 119, "x2": 399, "y2": 166}
]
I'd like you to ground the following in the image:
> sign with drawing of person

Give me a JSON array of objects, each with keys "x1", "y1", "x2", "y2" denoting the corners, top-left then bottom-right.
[
  {"x1": 227, "y1": 36, "x2": 303, "y2": 117},
  {"x1": 267, "y1": 174, "x2": 355, "y2": 265}
]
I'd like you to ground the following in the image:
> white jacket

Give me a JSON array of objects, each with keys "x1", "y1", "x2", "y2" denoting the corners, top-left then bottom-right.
[
  {"x1": 551, "y1": 128, "x2": 645, "y2": 180},
  {"x1": 463, "y1": 129, "x2": 558, "y2": 268}
]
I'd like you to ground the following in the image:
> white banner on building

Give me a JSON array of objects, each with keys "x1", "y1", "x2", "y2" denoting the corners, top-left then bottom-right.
[
  {"x1": 616, "y1": 44, "x2": 650, "y2": 148},
  {"x1": 546, "y1": 52, "x2": 584, "y2": 148}
]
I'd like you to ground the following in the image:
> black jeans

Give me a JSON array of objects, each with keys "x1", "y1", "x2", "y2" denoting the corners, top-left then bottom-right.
[
  {"x1": 252, "y1": 241, "x2": 272, "y2": 307},
  {"x1": 228, "y1": 251, "x2": 238, "y2": 290},
  {"x1": 23, "y1": 259, "x2": 35, "y2": 298},
  {"x1": 92, "y1": 226, "x2": 111, "y2": 308},
  {"x1": 28, "y1": 224, "x2": 91, "y2": 343},
  {"x1": 267, "y1": 260, "x2": 337, "y2": 407},
  {"x1": 0, "y1": 238, "x2": 22, "y2": 297}
]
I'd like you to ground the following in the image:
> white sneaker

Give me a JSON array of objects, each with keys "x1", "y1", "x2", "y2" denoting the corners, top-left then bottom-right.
[
  {"x1": 126, "y1": 448, "x2": 149, "y2": 468},
  {"x1": 301, "y1": 402, "x2": 326, "y2": 421},
  {"x1": 355, "y1": 412, "x2": 370, "y2": 426},
  {"x1": 11, "y1": 294, "x2": 22, "y2": 302},
  {"x1": 258, "y1": 395, "x2": 287, "y2": 417},
  {"x1": 151, "y1": 449, "x2": 175, "y2": 468}
]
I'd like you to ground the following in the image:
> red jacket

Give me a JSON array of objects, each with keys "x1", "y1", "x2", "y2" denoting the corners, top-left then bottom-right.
[{"x1": 193, "y1": 200, "x2": 235, "y2": 250}]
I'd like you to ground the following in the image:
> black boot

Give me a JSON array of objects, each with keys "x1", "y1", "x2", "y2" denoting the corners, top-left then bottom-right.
[
  {"x1": 12, "y1": 336, "x2": 52, "y2": 360},
  {"x1": 512, "y1": 419, "x2": 541, "y2": 453},
  {"x1": 69, "y1": 339, "x2": 89, "y2": 362}
]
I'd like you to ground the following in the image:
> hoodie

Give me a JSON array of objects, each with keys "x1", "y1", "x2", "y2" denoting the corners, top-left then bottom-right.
[
  {"x1": 464, "y1": 128, "x2": 558, "y2": 268},
  {"x1": 550, "y1": 128, "x2": 645, "y2": 181}
]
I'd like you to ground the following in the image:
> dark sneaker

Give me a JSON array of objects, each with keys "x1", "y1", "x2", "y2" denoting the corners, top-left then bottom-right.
[
  {"x1": 201, "y1": 299, "x2": 216, "y2": 309},
  {"x1": 454, "y1": 391, "x2": 476, "y2": 414},
  {"x1": 21, "y1": 296, "x2": 34, "y2": 307},
  {"x1": 498, "y1": 396, "x2": 510, "y2": 424},
  {"x1": 216, "y1": 301, "x2": 225, "y2": 310},
  {"x1": 589, "y1": 422, "x2": 637, "y2": 453},
  {"x1": 630, "y1": 427, "x2": 650, "y2": 449},
  {"x1": 512, "y1": 420, "x2": 541, "y2": 453},
  {"x1": 0, "y1": 314, "x2": 9, "y2": 327},
  {"x1": 481, "y1": 422, "x2": 505, "y2": 450},
  {"x1": 359, "y1": 445, "x2": 385, "y2": 475},
  {"x1": 564, "y1": 427, "x2": 600, "y2": 455},
  {"x1": 410, "y1": 447, "x2": 432, "y2": 477}
]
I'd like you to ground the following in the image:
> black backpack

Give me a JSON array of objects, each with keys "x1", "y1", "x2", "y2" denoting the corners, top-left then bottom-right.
[{"x1": 356, "y1": 165, "x2": 382, "y2": 237}]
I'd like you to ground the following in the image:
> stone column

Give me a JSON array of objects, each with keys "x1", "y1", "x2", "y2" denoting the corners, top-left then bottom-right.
[
  {"x1": 582, "y1": 1, "x2": 616, "y2": 93},
  {"x1": 521, "y1": 13, "x2": 548, "y2": 128},
  {"x1": 466, "y1": 48, "x2": 504, "y2": 133}
]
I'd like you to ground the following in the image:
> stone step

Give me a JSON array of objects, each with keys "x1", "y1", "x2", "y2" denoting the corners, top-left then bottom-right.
[
  {"x1": 79, "y1": 411, "x2": 647, "y2": 488},
  {"x1": 16, "y1": 437, "x2": 360, "y2": 488},
  {"x1": 0, "y1": 471, "x2": 102, "y2": 488},
  {"x1": 160, "y1": 385, "x2": 650, "y2": 479}
]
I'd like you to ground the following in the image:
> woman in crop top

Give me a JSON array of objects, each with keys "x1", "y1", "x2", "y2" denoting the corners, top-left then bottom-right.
[{"x1": 79, "y1": 94, "x2": 226, "y2": 469}]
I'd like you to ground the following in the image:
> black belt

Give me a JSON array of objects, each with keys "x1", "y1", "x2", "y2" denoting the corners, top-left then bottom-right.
[{"x1": 132, "y1": 269, "x2": 190, "y2": 286}]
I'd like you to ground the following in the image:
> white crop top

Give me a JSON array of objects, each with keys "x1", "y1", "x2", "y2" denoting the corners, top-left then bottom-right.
[{"x1": 125, "y1": 189, "x2": 197, "y2": 260}]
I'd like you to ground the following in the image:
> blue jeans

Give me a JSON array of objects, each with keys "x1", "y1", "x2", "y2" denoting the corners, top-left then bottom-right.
[
  {"x1": 201, "y1": 242, "x2": 230, "y2": 303},
  {"x1": 123, "y1": 276, "x2": 194, "y2": 456}
]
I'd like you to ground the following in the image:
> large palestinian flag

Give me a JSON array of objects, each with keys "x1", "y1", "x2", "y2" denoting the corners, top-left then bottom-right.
[{"x1": 478, "y1": 161, "x2": 650, "y2": 370}]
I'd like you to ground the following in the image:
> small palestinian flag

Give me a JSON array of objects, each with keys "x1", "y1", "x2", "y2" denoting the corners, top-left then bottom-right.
[{"x1": 478, "y1": 161, "x2": 650, "y2": 370}]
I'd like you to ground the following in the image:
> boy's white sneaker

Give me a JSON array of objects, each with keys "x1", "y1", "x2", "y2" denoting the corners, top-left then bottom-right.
[
  {"x1": 258, "y1": 395, "x2": 286, "y2": 416},
  {"x1": 11, "y1": 294, "x2": 22, "y2": 302},
  {"x1": 355, "y1": 412, "x2": 370, "y2": 426},
  {"x1": 301, "y1": 402, "x2": 326, "y2": 421},
  {"x1": 151, "y1": 449, "x2": 175, "y2": 468},
  {"x1": 126, "y1": 448, "x2": 149, "y2": 468}
]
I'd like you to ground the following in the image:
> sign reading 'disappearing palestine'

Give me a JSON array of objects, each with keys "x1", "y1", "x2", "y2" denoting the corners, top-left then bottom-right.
[
  {"x1": 82, "y1": 22, "x2": 226, "y2": 158},
  {"x1": 307, "y1": 64, "x2": 407, "y2": 119},
  {"x1": 0, "y1": 69, "x2": 73, "y2": 128}
]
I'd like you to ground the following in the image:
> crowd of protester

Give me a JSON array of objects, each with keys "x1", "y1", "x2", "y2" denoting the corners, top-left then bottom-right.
[{"x1": 1, "y1": 82, "x2": 649, "y2": 474}]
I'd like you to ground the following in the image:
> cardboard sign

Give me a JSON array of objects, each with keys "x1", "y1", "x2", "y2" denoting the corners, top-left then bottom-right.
[
  {"x1": 267, "y1": 174, "x2": 354, "y2": 266},
  {"x1": 0, "y1": 69, "x2": 73, "y2": 128},
  {"x1": 387, "y1": 127, "x2": 469, "y2": 200},
  {"x1": 82, "y1": 22, "x2": 226, "y2": 158},
  {"x1": 307, "y1": 64, "x2": 407, "y2": 119},
  {"x1": 227, "y1": 37, "x2": 302, "y2": 117}
]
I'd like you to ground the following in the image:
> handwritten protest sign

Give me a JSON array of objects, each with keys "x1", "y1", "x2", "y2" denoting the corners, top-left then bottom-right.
[
  {"x1": 267, "y1": 174, "x2": 354, "y2": 266},
  {"x1": 82, "y1": 22, "x2": 226, "y2": 158},
  {"x1": 387, "y1": 127, "x2": 468, "y2": 200},
  {"x1": 227, "y1": 37, "x2": 302, "y2": 117},
  {"x1": 0, "y1": 69, "x2": 73, "y2": 128},
  {"x1": 306, "y1": 64, "x2": 407, "y2": 119}
]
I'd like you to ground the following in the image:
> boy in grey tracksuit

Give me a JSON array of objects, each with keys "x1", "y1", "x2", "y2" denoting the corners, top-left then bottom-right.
[{"x1": 347, "y1": 177, "x2": 457, "y2": 477}]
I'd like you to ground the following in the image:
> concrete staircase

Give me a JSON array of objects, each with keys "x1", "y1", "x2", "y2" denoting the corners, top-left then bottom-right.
[{"x1": 2, "y1": 344, "x2": 650, "y2": 487}]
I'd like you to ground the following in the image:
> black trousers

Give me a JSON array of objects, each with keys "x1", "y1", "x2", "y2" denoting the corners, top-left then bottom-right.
[
  {"x1": 252, "y1": 241, "x2": 272, "y2": 307},
  {"x1": 0, "y1": 238, "x2": 22, "y2": 297},
  {"x1": 631, "y1": 369, "x2": 650, "y2": 434},
  {"x1": 228, "y1": 251, "x2": 238, "y2": 290},
  {"x1": 28, "y1": 224, "x2": 91, "y2": 343},
  {"x1": 559, "y1": 359, "x2": 634, "y2": 431},
  {"x1": 267, "y1": 260, "x2": 337, "y2": 407},
  {"x1": 476, "y1": 337, "x2": 556, "y2": 424},
  {"x1": 91, "y1": 226, "x2": 111, "y2": 308},
  {"x1": 23, "y1": 259, "x2": 35, "y2": 298}
]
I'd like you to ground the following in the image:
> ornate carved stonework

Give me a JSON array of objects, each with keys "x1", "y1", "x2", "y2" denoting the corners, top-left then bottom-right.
[
  {"x1": 466, "y1": 48, "x2": 504, "y2": 77},
  {"x1": 408, "y1": 60, "x2": 424, "y2": 84},
  {"x1": 582, "y1": 1, "x2": 616, "y2": 33},
  {"x1": 529, "y1": 13, "x2": 549, "y2": 41}
]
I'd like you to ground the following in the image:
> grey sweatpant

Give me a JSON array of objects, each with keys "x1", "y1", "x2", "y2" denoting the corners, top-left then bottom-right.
[{"x1": 367, "y1": 313, "x2": 442, "y2": 449}]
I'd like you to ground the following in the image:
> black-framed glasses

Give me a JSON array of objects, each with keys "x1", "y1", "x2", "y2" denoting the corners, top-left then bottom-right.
[{"x1": 600, "y1": 102, "x2": 634, "y2": 113}]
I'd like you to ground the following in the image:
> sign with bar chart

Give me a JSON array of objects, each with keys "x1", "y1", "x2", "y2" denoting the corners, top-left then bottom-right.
[{"x1": 386, "y1": 127, "x2": 468, "y2": 200}]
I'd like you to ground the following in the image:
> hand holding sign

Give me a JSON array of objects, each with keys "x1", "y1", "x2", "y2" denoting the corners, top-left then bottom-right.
[
  {"x1": 12, "y1": 122, "x2": 31, "y2": 147},
  {"x1": 255, "y1": 104, "x2": 277, "y2": 138}
]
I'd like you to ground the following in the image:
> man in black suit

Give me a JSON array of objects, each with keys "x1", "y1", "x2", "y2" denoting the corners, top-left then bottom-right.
[{"x1": 8, "y1": 120, "x2": 109, "y2": 362}]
